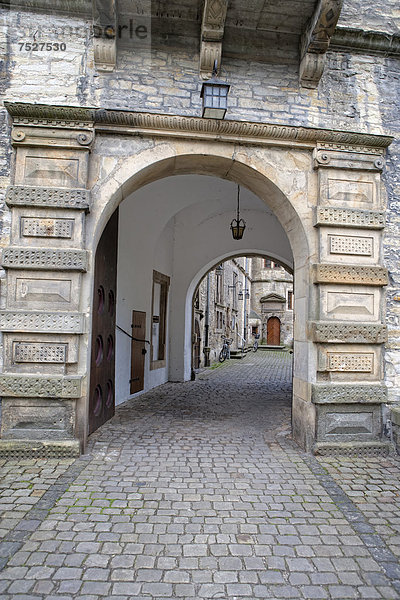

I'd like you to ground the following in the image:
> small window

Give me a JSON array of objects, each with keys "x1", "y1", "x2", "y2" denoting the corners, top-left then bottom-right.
[
  {"x1": 151, "y1": 270, "x2": 170, "y2": 369},
  {"x1": 288, "y1": 290, "x2": 293, "y2": 310},
  {"x1": 216, "y1": 264, "x2": 224, "y2": 304}
]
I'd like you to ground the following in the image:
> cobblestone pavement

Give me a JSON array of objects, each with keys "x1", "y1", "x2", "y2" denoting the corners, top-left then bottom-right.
[{"x1": 1, "y1": 350, "x2": 400, "y2": 599}]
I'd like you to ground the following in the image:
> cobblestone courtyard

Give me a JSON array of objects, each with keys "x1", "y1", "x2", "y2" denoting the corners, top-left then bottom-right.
[{"x1": 1, "y1": 350, "x2": 400, "y2": 599}]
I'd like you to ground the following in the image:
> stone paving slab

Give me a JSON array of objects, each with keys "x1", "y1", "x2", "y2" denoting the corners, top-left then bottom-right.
[{"x1": 0, "y1": 351, "x2": 399, "y2": 599}]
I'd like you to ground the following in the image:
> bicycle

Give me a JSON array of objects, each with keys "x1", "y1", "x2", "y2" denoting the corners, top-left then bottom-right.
[
  {"x1": 219, "y1": 336, "x2": 233, "y2": 362},
  {"x1": 252, "y1": 333, "x2": 260, "y2": 352}
]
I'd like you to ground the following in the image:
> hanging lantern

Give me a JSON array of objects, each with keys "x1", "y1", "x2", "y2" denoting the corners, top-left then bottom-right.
[
  {"x1": 230, "y1": 185, "x2": 246, "y2": 240},
  {"x1": 200, "y1": 61, "x2": 230, "y2": 119}
]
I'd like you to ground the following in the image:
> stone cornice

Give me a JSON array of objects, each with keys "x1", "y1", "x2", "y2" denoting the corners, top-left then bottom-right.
[
  {"x1": 331, "y1": 27, "x2": 400, "y2": 56},
  {"x1": 4, "y1": 103, "x2": 393, "y2": 150}
]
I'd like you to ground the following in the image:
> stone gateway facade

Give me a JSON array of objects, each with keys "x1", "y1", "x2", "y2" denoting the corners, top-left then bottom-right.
[{"x1": 0, "y1": 0, "x2": 399, "y2": 457}]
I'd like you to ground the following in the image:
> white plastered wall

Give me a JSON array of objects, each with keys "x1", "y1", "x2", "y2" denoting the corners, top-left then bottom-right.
[{"x1": 114, "y1": 174, "x2": 294, "y2": 403}]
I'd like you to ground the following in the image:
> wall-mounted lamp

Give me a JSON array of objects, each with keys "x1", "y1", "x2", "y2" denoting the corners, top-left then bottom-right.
[
  {"x1": 200, "y1": 61, "x2": 230, "y2": 120},
  {"x1": 238, "y1": 285, "x2": 249, "y2": 301},
  {"x1": 230, "y1": 185, "x2": 246, "y2": 240}
]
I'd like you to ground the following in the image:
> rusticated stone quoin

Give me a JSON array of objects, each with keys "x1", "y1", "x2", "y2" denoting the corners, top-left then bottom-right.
[
  {"x1": 314, "y1": 207, "x2": 385, "y2": 229},
  {"x1": 0, "y1": 375, "x2": 83, "y2": 398},
  {"x1": 311, "y1": 322, "x2": 387, "y2": 343},
  {"x1": 2, "y1": 248, "x2": 88, "y2": 271},
  {"x1": 6, "y1": 186, "x2": 90, "y2": 211},
  {"x1": 314, "y1": 264, "x2": 388, "y2": 286},
  {"x1": 312, "y1": 383, "x2": 387, "y2": 404},
  {"x1": 0, "y1": 311, "x2": 85, "y2": 333}
]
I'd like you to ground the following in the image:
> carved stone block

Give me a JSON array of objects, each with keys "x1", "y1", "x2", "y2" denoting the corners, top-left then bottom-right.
[
  {"x1": 11, "y1": 126, "x2": 93, "y2": 150},
  {"x1": 318, "y1": 169, "x2": 380, "y2": 208},
  {"x1": 313, "y1": 144, "x2": 385, "y2": 171},
  {"x1": 0, "y1": 375, "x2": 82, "y2": 398},
  {"x1": 324, "y1": 352, "x2": 374, "y2": 372},
  {"x1": 94, "y1": 37, "x2": 117, "y2": 72},
  {"x1": 312, "y1": 383, "x2": 387, "y2": 404},
  {"x1": 2, "y1": 248, "x2": 88, "y2": 271},
  {"x1": 1, "y1": 398, "x2": 75, "y2": 441},
  {"x1": 14, "y1": 148, "x2": 89, "y2": 188},
  {"x1": 314, "y1": 207, "x2": 385, "y2": 229},
  {"x1": 319, "y1": 285, "x2": 380, "y2": 322},
  {"x1": 6, "y1": 186, "x2": 90, "y2": 211},
  {"x1": 316, "y1": 403, "x2": 381, "y2": 443},
  {"x1": 318, "y1": 227, "x2": 380, "y2": 265},
  {"x1": 0, "y1": 311, "x2": 85, "y2": 334},
  {"x1": 13, "y1": 342, "x2": 67, "y2": 363},
  {"x1": 3, "y1": 333, "x2": 79, "y2": 373},
  {"x1": 12, "y1": 208, "x2": 84, "y2": 249},
  {"x1": 314, "y1": 264, "x2": 388, "y2": 286},
  {"x1": 8, "y1": 272, "x2": 81, "y2": 310},
  {"x1": 329, "y1": 234, "x2": 373, "y2": 255},
  {"x1": 21, "y1": 217, "x2": 74, "y2": 239},
  {"x1": 311, "y1": 322, "x2": 387, "y2": 343},
  {"x1": 318, "y1": 344, "x2": 381, "y2": 381}
]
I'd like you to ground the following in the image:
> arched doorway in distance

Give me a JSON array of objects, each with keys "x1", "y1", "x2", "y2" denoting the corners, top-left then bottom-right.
[{"x1": 267, "y1": 316, "x2": 281, "y2": 346}]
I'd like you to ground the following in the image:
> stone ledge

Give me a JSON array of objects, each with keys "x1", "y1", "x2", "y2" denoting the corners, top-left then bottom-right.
[
  {"x1": 313, "y1": 441, "x2": 391, "y2": 457},
  {"x1": 2, "y1": 248, "x2": 88, "y2": 271},
  {"x1": 0, "y1": 439, "x2": 80, "y2": 459},
  {"x1": 0, "y1": 375, "x2": 83, "y2": 398},
  {"x1": 312, "y1": 383, "x2": 387, "y2": 404}
]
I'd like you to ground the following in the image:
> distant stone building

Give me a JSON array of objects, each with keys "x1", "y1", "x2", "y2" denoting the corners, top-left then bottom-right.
[{"x1": 193, "y1": 256, "x2": 293, "y2": 366}]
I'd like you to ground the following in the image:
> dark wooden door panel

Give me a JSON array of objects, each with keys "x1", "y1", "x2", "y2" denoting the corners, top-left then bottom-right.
[
  {"x1": 193, "y1": 320, "x2": 201, "y2": 369},
  {"x1": 130, "y1": 310, "x2": 146, "y2": 394},
  {"x1": 89, "y1": 209, "x2": 118, "y2": 435}
]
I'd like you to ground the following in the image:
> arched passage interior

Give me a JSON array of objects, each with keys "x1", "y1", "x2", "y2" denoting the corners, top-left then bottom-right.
[{"x1": 87, "y1": 164, "x2": 310, "y2": 448}]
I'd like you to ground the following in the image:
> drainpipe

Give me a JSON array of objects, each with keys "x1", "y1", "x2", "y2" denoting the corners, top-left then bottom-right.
[
  {"x1": 244, "y1": 258, "x2": 248, "y2": 342},
  {"x1": 203, "y1": 273, "x2": 211, "y2": 366}
]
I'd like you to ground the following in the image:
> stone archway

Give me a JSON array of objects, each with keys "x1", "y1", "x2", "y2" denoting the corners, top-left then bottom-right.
[{"x1": 0, "y1": 103, "x2": 392, "y2": 457}]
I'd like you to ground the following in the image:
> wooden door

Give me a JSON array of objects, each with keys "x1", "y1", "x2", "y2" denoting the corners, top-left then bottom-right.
[
  {"x1": 89, "y1": 209, "x2": 118, "y2": 435},
  {"x1": 130, "y1": 310, "x2": 146, "y2": 394},
  {"x1": 267, "y1": 316, "x2": 281, "y2": 345}
]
